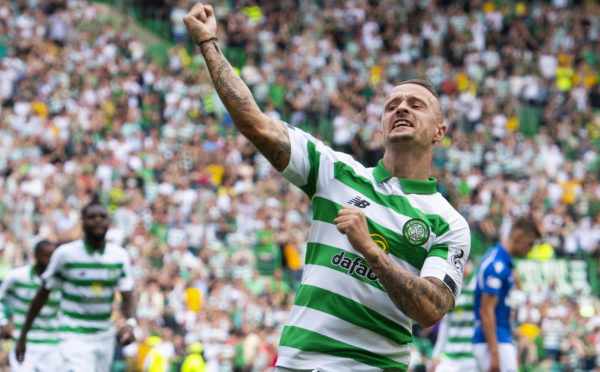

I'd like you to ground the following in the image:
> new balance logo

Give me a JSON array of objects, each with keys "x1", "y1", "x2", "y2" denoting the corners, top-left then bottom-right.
[{"x1": 348, "y1": 196, "x2": 370, "y2": 208}]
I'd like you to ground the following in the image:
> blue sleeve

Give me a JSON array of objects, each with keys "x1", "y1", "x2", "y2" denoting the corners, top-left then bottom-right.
[
  {"x1": 480, "y1": 260, "x2": 509, "y2": 297},
  {"x1": 281, "y1": 126, "x2": 347, "y2": 200}
]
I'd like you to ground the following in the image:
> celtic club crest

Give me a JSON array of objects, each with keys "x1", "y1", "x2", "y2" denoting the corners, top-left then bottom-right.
[{"x1": 403, "y1": 219, "x2": 430, "y2": 246}]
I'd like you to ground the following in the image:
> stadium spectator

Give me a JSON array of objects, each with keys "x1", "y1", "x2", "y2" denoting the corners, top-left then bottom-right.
[
  {"x1": 170, "y1": 0, "x2": 191, "y2": 44},
  {"x1": 181, "y1": 341, "x2": 207, "y2": 372}
]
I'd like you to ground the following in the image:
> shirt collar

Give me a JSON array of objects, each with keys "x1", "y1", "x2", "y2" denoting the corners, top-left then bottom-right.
[
  {"x1": 373, "y1": 160, "x2": 438, "y2": 194},
  {"x1": 84, "y1": 239, "x2": 106, "y2": 256}
]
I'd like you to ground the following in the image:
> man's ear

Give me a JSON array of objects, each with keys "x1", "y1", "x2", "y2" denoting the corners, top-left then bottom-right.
[{"x1": 433, "y1": 122, "x2": 447, "y2": 143}]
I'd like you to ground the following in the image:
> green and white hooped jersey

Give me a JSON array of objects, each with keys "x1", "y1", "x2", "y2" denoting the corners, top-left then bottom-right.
[
  {"x1": 0, "y1": 265, "x2": 60, "y2": 345},
  {"x1": 41, "y1": 239, "x2": 134, "y2": 337},
  {"x1": 433, "y1": 272, "x2": 477, "y2": 361},
  {"x1": 278, "y1": 127, "x2": 471, "y2": 371}
]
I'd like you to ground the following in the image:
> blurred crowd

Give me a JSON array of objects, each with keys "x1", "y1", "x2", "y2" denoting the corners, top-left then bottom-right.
[{"x1": 0, "y1": 0, "x2": 600, "y2": 371}]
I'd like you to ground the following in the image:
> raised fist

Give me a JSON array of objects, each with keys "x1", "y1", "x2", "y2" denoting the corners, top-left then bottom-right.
[{"x1": 183, "y1": 3, "x2": 217, "y2": 45}]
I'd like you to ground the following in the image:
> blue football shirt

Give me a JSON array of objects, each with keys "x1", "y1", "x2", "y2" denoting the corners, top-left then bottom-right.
[{"x1": 473, "y1": 243, "x2": 514, "y2": 344}]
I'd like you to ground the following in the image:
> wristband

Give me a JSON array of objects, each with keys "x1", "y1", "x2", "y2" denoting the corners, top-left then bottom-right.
[
  {"x1": 125, "y1": 317, "x2": 137, "y2": 328},
  {"x1": 195, "y1": 37, "x2": 218, "y2": 47}
]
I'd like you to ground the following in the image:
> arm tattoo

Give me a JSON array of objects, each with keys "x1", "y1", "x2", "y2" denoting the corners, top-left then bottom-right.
[
  {"x1": 199, "y1": 41, "x2": 290, "y2": 171},
  {"x1": 200, "y1": 41, "x2": 255, "y2": 114},
  {"x1": 369, "y1": 252, "x2": 454, "y2": 325},
  {"x1": 247, "y1": 119, "x2": 291, "y2": 171}
]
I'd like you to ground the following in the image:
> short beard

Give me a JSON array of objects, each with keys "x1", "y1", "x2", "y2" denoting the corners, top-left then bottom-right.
[
  {"x1": 34, "y1": 262, "x2": 47, "y2": 273},
  {"x1": 85, "y1": 229, "x2": 107, "y2": 242}
]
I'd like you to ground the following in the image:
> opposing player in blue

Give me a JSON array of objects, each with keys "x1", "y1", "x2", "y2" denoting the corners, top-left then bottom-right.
[{"x1": 472, "y1": 217, "x2": 540, "y2": 372}]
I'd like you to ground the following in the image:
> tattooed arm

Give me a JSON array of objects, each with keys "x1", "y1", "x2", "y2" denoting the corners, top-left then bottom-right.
[
  {"x1": 334, "y1": 206, "x2": 455, "y2": 327},
  {"x1": 184, "y1": 3, "x2": 290, "y2": 171},
  {"x1": 199, "y1": 40, "x2": 290, "y2": 170},
  {"x1": 367, "y1": 248, "x2": 455, "y2": 327}
]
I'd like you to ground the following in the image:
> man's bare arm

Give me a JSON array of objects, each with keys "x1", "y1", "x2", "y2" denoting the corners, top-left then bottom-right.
[
  {"x1": 480, "y1": 292, "x2": 500, "y2": 372},
  {"x1": 334, "y1": 207, "x2": 455, "y2": 326},
  {"x1": 16, "y1": 286, "x2": 50, "y2": 362},
  {"x1": 199, "y1": 40, "x2": 290, "y2": 170},
  {"x1": 367, "y1": 248, "x2": 455, "y2": 327},
  {"x1": 183, "y1": 3, "x2": 290, "y2": 171},
  {"x1": 118, "y1": 290, "x2": 136, "y2": 346}
]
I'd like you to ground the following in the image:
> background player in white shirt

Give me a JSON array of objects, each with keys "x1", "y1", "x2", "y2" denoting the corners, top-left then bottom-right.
[
  {"x1": 0, "y1": 240, "x2": 61, "y2": 372},
  {"x1": 430, "y1": 261, "x2": 477, "y2": 372},
  {"x1": 16, "y1": 198, "x2": 137, "y2": 372}
]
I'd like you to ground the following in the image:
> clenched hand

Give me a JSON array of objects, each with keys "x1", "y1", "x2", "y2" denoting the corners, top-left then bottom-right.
[
  {"x1": 333, "y1": 206, "x2": 378, "y2": 258},
  {"x1": 183, "y1": 3, "x2": 217, "y2": 45}
]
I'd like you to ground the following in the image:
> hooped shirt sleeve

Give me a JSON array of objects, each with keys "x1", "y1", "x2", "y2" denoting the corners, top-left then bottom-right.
[
  {"x1": 280, "y1": 125, "x2": 351, "y2": 199},
  {"x1": 420, "y1": 209, "x2": 471, "y2": 302},
  {"x1": 41, "y1": 246, "x2": 65, "y2": 291}
]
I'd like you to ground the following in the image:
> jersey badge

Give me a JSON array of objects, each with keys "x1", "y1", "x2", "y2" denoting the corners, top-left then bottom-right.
[{"x1": 403, "y1": 219, "x2": 430, "y2": 246}]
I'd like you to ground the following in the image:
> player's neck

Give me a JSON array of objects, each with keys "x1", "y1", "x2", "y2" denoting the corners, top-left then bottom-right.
[
  {"x1": 84, "y1": 237, "x2": 106, "y2": 251},
  {"x1": 382, "y1": 148, "x2": 432, "y2": 180},
  {"x1": 501, "y1": 241, "x2": 515, "y2": 257},
  {"x1": 34, "y1": 264, "x2": 45, "y2": 277}
]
